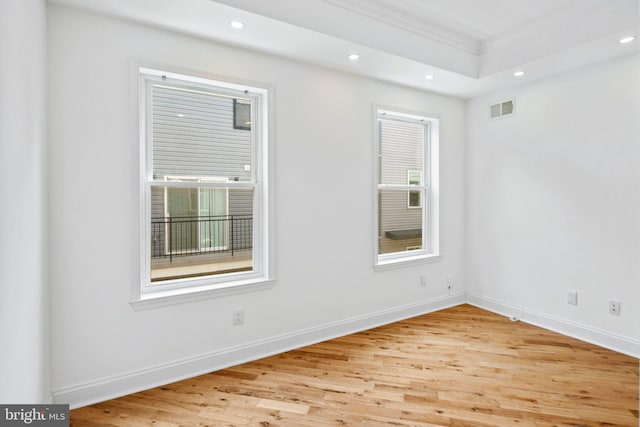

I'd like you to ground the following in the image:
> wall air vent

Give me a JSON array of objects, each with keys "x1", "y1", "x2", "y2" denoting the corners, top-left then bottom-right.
[{"x1": 489, "y1": 99, "x2": 515, "y2": 119}]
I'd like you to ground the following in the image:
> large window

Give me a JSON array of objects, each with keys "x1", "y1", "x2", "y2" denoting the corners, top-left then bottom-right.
[
  {"x1": 375, "y1": 108, "x2": 440, "y2": 267},
  {"x1": 137, "y1": 68, "x2": 272, "y2": 303}
]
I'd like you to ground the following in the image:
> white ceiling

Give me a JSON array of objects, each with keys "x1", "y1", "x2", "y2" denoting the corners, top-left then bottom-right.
[{"x1": 50, "y1": 0, "x2": 639, "y2": 98}]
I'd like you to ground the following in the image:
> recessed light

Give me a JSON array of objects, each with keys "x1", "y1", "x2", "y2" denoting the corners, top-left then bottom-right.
[
  {"x1": 424, "y1": 74, "x2": 435, "y2": 80},
  {"x1": 230, "y1": 21, "x2": 245, "y2": 29},
  {"x1": 513, "y1": 70, "x2": 525, "y2": 77},
  {"x1": 619, "y1": 36, "x2": 635, "y2": 44},
  {"x1": 347, "y1": 53, "x2": 360, "y2": 61}
]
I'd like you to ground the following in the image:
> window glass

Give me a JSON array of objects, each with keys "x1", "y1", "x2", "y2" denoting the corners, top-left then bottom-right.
[
  {"x1": 378, "y1": 188, "x2": 423, "y2": 254},
  {"x1": 151, "y1": 84, "x2": 253, "y2": 182},
  {"x1": 378, "y1": 119, "x2": 423, "y2": 185}
]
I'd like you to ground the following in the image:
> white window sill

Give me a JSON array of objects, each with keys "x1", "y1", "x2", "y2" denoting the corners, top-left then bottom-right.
[
  {"x1": 130, "y1": 278, "x2": 276, "y2": 310},
  {"x1": 374, "y1": 253, "x2": 442, "y2": 272}
]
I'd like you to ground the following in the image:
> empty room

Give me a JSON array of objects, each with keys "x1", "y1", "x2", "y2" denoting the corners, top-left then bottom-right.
[{"x1": 1, "y1": 0, "x2": 638, "y2": 426}]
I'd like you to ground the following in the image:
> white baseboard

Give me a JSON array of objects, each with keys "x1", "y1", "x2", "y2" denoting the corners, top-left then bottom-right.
[
  {"x1": 466, "y1": 292, "x2": 640, "y2": 359},
  {"x1": 54, "y1": 292, "x2": 465, "y2": 409}
]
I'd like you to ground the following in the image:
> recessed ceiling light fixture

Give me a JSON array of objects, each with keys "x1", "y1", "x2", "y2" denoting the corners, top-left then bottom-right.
[
  {"x1": 347, "y1": 53, "x2": 360, "y2": 61},
  {"x1": 230, "y1": 21, "x2": 245, "y2": 29},
  {"x1": 513, "y1": 70, "x2": 525, "y2": 77},
  {"x1": 424, "y1": 74, "x2": 435, "y2": 80},
  {"x1": 619, "y1": 36, "x2": 635, "y2": 44}
]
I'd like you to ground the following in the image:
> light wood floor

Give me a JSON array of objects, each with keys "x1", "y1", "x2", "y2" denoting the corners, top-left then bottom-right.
[{"x1": 71, "y1": 305, "x2": 639, "y2": 426}]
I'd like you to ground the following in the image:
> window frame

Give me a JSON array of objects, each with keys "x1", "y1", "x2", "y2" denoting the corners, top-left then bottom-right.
[
  {"x1": 132, "y1": 66, "x2": 274, "y2": 309},
  {"x1": 374, "y1": 106, "x2": 440, "y2": 270}
]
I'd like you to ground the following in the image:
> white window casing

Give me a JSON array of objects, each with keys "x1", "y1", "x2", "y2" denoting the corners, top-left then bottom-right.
[
  {"x1": 132, "y1": 67, "x2": 274, "y2": 309},
  {"x1": 374, "y1": 106, "x2": 440, "y2": 270}
]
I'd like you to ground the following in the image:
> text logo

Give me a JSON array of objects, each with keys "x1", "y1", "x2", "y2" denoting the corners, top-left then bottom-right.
[{"x1": 1, "y1": 405, "x2": 68, "y2": 426}]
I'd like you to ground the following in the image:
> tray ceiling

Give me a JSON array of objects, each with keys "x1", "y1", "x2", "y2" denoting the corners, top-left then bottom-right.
[{"x1": 48, "y1": 0, "x2": 639, "y2": 97}]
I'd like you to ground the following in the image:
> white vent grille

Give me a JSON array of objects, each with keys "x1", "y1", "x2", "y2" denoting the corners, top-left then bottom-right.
[{"x1": 489, "y1": 100, "x2": 514, "y2": 119}]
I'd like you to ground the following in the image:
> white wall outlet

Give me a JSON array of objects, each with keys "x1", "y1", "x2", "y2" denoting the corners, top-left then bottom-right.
[
  {"x1": 567, "y1": 291, "x2": 578, "y2": 305},
  {"x1": 232, "y1": 309, "x2": 245, "y2": 325},
  {"x1": 447, "y1": 275, "x2": 454, "y2": 293},
  {"x1": 420, "y1": 275, "x2": 428, "y2": 287},
  {"x1": 609, "y1": 300, "x2": 621, "y2": 316}
]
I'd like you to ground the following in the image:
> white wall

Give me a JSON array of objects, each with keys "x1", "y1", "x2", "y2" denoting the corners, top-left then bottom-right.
[
  {"x1": 48, "y1": 6, "x2": 466, "y2": 406},
  {"x1": 0, "y1": 0, "x2": 49, "y2": 403},
  {"x1": 466, "y1": 54, "x2": 640, "y2": 354}
]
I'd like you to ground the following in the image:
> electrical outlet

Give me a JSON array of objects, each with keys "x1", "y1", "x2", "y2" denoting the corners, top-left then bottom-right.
[
  {"x1": 420, "y1": 275, "x2": 428, "y2": 287},
  {"x1": 447, "y1": 275, "x2": 454, "y2": 293},
  {"x1": 609, "y1": 300, "x2": 620, "y2": 316},
  {"x1": 567, "y1": 291, "x2": 578, "y2": 306},
  {"x1": 232, "y1": 309, "x2": 245, "y2": 325}
]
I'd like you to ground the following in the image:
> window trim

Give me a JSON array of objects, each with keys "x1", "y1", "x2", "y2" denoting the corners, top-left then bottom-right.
[
  {"x1": 373, "y1": 106, "x2": 440, "y2": 270},
  {"x1": 132, "y1": 66, "x2": 274, "y2": 308}
]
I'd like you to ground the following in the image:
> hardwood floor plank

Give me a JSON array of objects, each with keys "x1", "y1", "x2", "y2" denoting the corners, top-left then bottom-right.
[
  {"x1": 255, "y1": 399, "x2": 310, "y2": 415},
  {"x1": 71, "y1": 305, "x2": 638, "y2": 426}
]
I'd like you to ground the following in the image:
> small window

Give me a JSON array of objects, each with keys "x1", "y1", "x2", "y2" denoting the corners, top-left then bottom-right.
[
  {"x1": 137, "y1": 67, "x2": 273, "y2": 305},
  {"x1": 407, "y1": 170, "x2": 422, "y2": 208},
  {"x1": 234, "y1": 99, "x2": 251, "y2": 130},
  {"x1": 375, "y1": 107, "x2": 440, "y2": 268}
]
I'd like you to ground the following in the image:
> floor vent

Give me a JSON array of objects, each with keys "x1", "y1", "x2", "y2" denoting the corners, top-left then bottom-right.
[{"x1": 490, "y1": 100, "x2": 514, "y2": 119}]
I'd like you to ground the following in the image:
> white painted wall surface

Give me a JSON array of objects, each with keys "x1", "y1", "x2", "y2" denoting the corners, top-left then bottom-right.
[
  {"x1": 0, "y1": 0, "x2": 49, "y2": 403},
  {"x1": 47, "y1": 6, "x2": 466, "y2": 405},
  {"x1": 466, "y1": 54, "x2": 640, "y2": 350}
]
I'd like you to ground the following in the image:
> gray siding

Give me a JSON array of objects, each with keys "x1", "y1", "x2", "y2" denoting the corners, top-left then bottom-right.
[{"x1": 151, "y1": 84, "x2": 252, "y2": 181}]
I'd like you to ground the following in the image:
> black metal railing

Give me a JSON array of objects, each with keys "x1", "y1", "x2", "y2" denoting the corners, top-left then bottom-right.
[{"x1": 151, "y1": 215, "x2": 252, "y2": 261}]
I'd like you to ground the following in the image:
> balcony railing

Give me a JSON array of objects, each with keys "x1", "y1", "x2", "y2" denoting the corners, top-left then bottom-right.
[{"x1": 151, "y1": 214, "x2": 252, "y2": 261}]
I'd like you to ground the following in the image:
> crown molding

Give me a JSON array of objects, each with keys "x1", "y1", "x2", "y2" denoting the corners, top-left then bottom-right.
[
  {"x1": 321, "y1": 0, "x2": 480, "y2": 55},
  {"x1": 480, "y1": 0, "x2": 624, "y2": 54}
]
